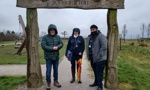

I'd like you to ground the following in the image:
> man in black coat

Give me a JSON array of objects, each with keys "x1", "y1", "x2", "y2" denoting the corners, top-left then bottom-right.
[{"x1": 87, "y1": 25, "x2": 107, "y2": 90}]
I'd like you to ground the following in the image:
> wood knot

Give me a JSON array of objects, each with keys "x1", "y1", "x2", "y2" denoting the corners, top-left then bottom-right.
[{"x1": 94, "y1": 0, "x2": 101, "y2": 2}]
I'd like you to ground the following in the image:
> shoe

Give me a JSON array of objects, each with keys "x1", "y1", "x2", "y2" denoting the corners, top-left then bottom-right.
[
  {"x1": 46, "y1": 82, "x2": 51, "y2": 89},
  {"x1": 70, "y1": 78, "x2": 75, "y2": 83},
  {"x1": 78, "y1": 80, "x2": 82, "y2": 84},
  {"x1": 89, "y1": 83, "x2": 97, "y2": 87},
  {"x1": 70, "y1": 69, "x2": 75, "y2": 83},
  {"x1": 54, "y1": 81, "x2": 61, "y2": 88},
  {"x1": 97, "y1": 87, "x2": 103, "y2": 90}
]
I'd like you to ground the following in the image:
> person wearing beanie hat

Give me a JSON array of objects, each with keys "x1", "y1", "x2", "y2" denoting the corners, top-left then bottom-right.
[
  {"x1": 90, "y1": 24, "x2": 98, "y2": 29},
  {"x1": 65, "y1": 28, "x2": 85, "y2": 84},
  {"x1": 87, "y1": 24, "x2": 107, "y2": 90},
  {"x1": 41, "y1": 24, "x2": 63, "y2": 89}
]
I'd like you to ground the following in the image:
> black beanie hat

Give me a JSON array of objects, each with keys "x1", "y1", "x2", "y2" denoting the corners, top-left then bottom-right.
[
  {"x1": 90, "y1": 24, "x2": 98, "y2": 29},
  {"x1": 73, "y1": 28, "x2": 80, "y2": 34},
  {"x1": 72, "y1": 28, "x2": 80, "y2": 36}
]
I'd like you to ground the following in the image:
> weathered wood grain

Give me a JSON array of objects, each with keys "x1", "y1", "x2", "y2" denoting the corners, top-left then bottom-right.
[
  {"x1": 17, "y1": 0, "x2": 124, "y2": 9},
  {"x1": 105, "y1": 9, "x2": 119, "y2": 89},
  {"x1": 26, "y1": 8, "x2": 43, "y2": 88}
]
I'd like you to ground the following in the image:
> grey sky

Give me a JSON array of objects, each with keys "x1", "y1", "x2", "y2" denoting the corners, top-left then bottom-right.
[{"x1": 0, "y1": 0, "x2": 150, "y2": 38}]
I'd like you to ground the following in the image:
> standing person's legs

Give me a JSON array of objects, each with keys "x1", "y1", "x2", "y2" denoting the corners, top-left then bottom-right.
[
  {"x1": 96, "y1": 60, "x2": 107, "y2": 90},
  {"x1": 70, "y1": 56, "x2": 76, "y2": 83},
  {"x1": 89, "y1": 60, "x2": 97, "y2": 87},
  {"x1": 46, "y1": 60, "x2": 52, "y2": 88},
  {"x1": 53, "y1": 60, "x2": 61, "y2": 87},
  {"x1": 53, "y1": 60, "x2": 59, "y2": 81}
]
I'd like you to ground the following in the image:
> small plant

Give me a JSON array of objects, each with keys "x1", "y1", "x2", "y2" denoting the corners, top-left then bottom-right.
[{"x1": 129, "y1": 42, "x2": 134, "y2": 46}]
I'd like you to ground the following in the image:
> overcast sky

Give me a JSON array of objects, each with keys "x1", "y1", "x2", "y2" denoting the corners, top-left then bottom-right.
[{"x1": 0, "y1": 0, "x2": 150, "y2": 38}]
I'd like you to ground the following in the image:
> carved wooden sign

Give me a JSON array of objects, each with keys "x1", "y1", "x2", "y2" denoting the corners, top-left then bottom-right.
[{"x1": 17, "y1": 0, "x2": 124, "y2": 9}]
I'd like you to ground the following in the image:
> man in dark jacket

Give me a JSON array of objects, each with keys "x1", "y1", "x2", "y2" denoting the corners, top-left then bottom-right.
[
  {"x1": 87, "y1": 25, "x2": 107, "y2": 90},
  {"x1": 65, "y1": 28, "x2": 85, "y2": 83},
  {"x1": 41, "y1": 24, "x2": 63, "y2": 89}
]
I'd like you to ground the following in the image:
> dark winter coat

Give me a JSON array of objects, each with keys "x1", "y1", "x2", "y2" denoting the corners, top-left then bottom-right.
[
  {"x1": 86, "y1": 30, "x2": 107, "y2": 63},
  {"x1": 41, "y1": 24, "x2": 63, "y2": 60},
  {"x1": 66, "y1": 35, "x2": 85, "y2": 56}
]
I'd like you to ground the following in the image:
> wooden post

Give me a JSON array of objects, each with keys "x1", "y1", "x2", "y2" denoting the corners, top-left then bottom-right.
[
  {"x1": 105, "y1": 9, "x2": 119, "y2": 89},
  {"x1": 26, "y1": 8, "x2": 43, "y2": 88},
  {"x1": 16, "y1": 15, "x2": 26, "y2": 55},
  {"x1": 16, "y1": 39, "x2": 26, "y2": 55}
]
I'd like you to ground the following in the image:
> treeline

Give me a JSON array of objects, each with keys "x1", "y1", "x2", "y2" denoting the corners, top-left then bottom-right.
[{"x1": 0, "y1": 30, "x2": 23, "y2": 41}]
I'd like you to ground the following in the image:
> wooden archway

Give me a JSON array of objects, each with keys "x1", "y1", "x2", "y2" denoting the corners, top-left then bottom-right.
[{"x1": 17, "y1": 0, "x2": 125, "y2": 89}]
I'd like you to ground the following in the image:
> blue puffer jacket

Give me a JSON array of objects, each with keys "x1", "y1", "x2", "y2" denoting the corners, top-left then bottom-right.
[{"x1": 41, "y1": 24, "x2": 63, "y2": 60}]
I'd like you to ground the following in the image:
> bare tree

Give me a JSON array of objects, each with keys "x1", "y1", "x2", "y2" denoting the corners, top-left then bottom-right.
[
  {"x1": 39, "y1": 31, "x2": 47, "y2": 41},
  {"x1": 0, "y1": 32, "x2": 5, "y2": 41},
  {"x1": 40, "y1": 31, "x2": 46, "y2": 38},
  {"x1": 141, "y1": 23, "x2": 146, "y2": 38},
  {"x1": 122, "y1": 24, "x2": 127, "y2": 42},
  {"x1": 147, "y1": 23, "x2": 150, "y2": 39},
  {"x1": 61, "y1": 31, "x2": 67, "y2": 39}
]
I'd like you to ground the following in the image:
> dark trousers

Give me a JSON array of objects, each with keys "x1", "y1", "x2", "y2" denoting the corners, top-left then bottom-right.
[
  {"x1": 71, "y1": 55, "x2": 81, "y2": 70},
  {"x1": 90, "y1": 60, "x2": 107, "y2": 88}
]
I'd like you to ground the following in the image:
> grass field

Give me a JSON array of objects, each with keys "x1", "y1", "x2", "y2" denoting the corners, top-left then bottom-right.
[
  {"x1": 0, "y1": 39, "x2": 67, "y2": 64},
  {"x1": 117, "y1": 40, "x2": 150, "y2": 90}
]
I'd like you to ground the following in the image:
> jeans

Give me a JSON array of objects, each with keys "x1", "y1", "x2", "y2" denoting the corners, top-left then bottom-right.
[{"x1": 46, "y1": 59, "x2": 59, "y2": 83}]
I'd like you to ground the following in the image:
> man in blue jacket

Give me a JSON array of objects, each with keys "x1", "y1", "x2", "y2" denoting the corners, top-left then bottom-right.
[
  {"x1": 41, "y1": 24, "x2": 63, "y2": 89},
  {"x1": 87, "y1": 25, "x2": 107, "y2": 90},
  {"x1": 65, "y1": 28, "x2": 85, "y2": 83}
]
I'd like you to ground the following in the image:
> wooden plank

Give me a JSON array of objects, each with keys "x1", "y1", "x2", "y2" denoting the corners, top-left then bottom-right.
[
  {"x1": 17, "y1": 0, "x2": 124, "y2": 9},
  {"x1": 18, "y1": 15, "x2": 26, "y2": 37},
  {"x1": 15, "y1": 15, "x2": 26, "y2": 55}
]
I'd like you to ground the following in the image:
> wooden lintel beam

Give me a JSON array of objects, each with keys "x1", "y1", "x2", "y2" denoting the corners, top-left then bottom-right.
[{"x1": 17, "y1": 0, "x2": 124, "y2": 9}]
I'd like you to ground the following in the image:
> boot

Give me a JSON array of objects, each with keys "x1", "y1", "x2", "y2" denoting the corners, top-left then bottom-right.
[
  {"x1": 97, "y1": 87, "x2": 103, "y2": 90},
  {"x1": 70, "y1": 69, "x2": 75, "y2": 83},
  {"x1": 54, "y1": 81, "x2": 61, "y2": 88},
  {"x1": 46, "y1": 82, "x2": 51, "y2": 89},
  {"x1": 89, "y1": 82, "x2": 97, "y2": 87},
  {"x1": 77, "y1": 69, "x2": 82, "y2": 84},
  {"x1": 78, "y1": 80, "x2": 82, "y2": 83}
]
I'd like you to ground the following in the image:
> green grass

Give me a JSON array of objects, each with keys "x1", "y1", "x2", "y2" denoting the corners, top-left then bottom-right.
[
  {"x1": 0, "y1": 76, "x2": 26, "y2": 90},
  {"x1": 118, "y1": 45, "x2": 150, "y2": 90},
  {"x1": 0, "y1": 39, "x2": 67, "y2": 64},
  {"x1": 0, "y1": 41, "x2": 14, "y2": 44}
]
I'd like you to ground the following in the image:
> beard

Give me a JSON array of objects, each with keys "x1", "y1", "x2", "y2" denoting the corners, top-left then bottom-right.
[{"x1": 91, "y1": 31, "x2": 98, "y2": 35}]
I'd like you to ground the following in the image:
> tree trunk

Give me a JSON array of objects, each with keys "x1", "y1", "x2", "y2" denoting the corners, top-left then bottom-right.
[
  {"x1": 105, "y1": 9, "x2": 118, "y2": 89},
  {"x1": 26, "y1": 8, "x2": 43, "y2": 88}
]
